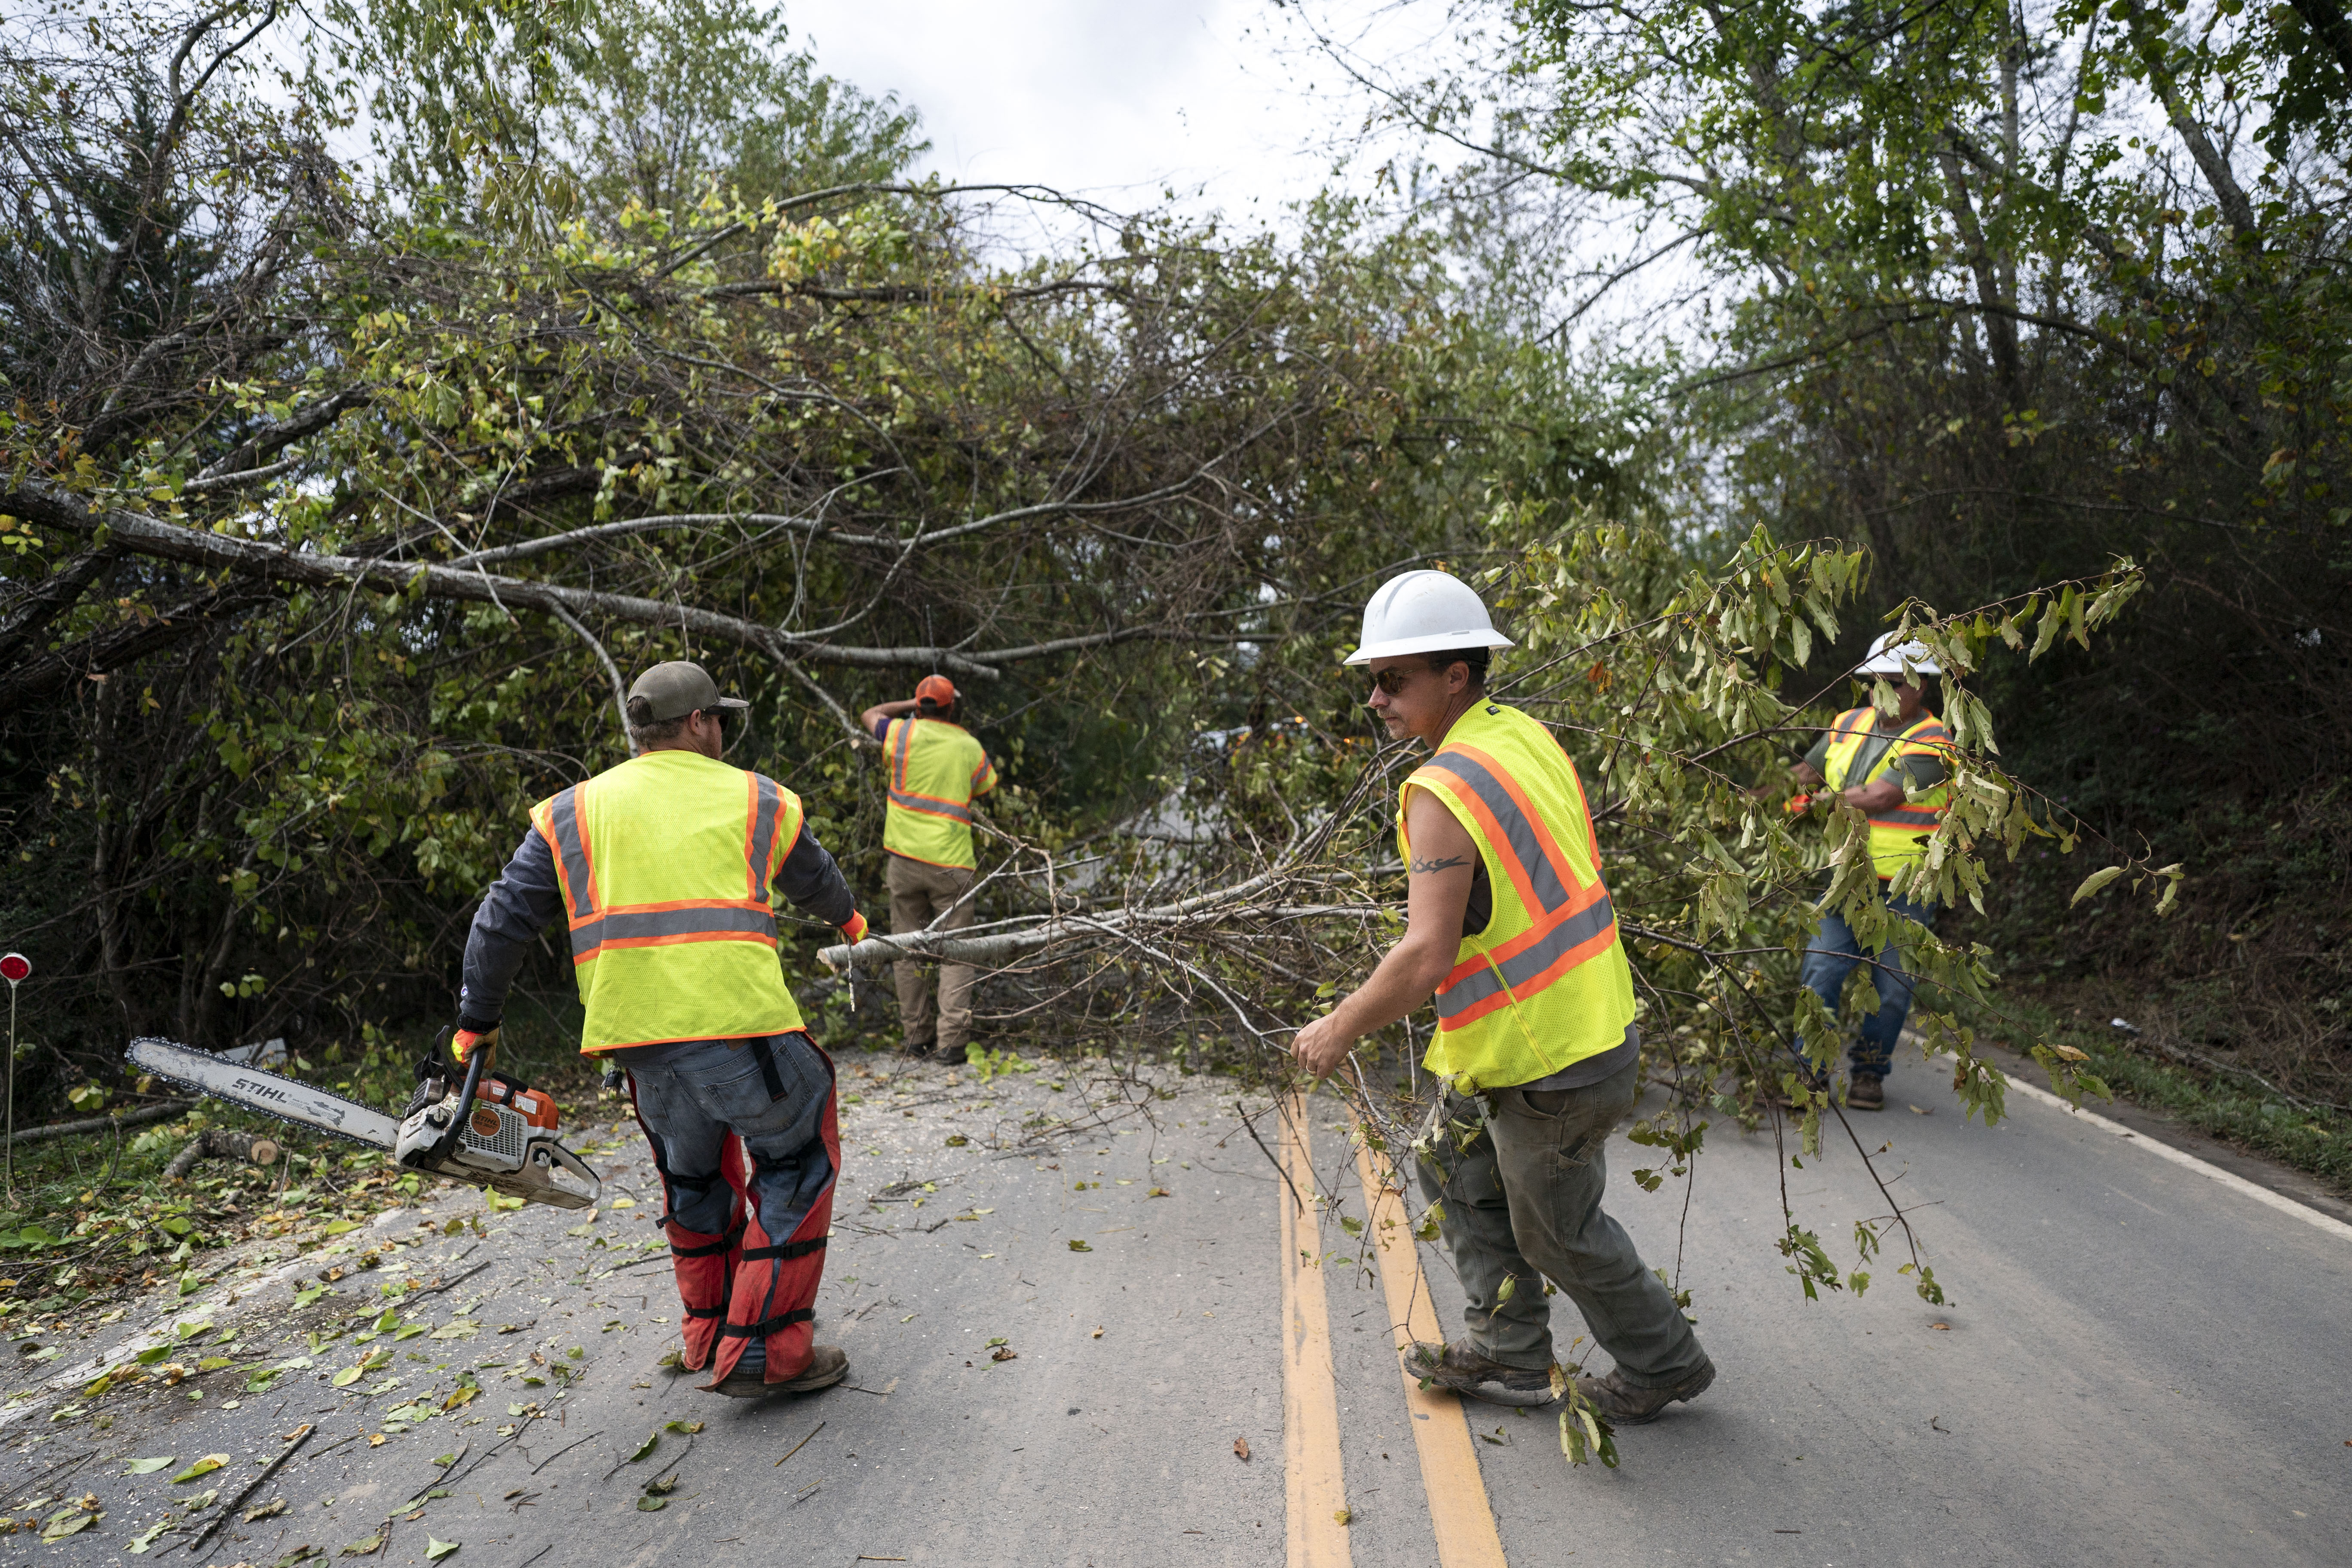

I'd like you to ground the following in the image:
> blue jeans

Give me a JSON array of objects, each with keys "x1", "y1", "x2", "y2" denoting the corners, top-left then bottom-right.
[
  {"x1": 1796, "y1": 886, "x2": 1935, "y2": 1079},
  {"x1": 623, "y1": 1032, "x2": 837, "y2": 1372}
]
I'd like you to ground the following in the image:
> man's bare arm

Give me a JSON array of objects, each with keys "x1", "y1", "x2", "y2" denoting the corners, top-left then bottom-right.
[{"x1": 1292, "y1": 789, "x2": 1476, "y2": 1076}]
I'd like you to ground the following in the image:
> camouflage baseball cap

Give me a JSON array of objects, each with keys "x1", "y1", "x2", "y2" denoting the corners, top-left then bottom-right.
[{"x1": 626, "y1": 661, "x2": 750, "y2": 722}]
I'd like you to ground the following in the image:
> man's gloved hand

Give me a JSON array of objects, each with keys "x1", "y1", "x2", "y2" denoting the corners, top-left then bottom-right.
[
  {"x1": 452, "y1": 1025, "x2": 499, "y2": 1065},
  {"x1": 839, "y1": 910, "x2": 869, "y2": 945},
  {"x1": 1783, "y1": 793, "x2": 1814, "y2": 815}
]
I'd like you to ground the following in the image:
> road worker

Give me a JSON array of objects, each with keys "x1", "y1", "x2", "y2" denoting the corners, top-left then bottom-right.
[
  {"x1": 1291, "y1": 571, "x2": 1717, "y2": 1426},
  {"x1": 1785, "y1": 632, "x2": 1953, "y2": 1111},
  {"x1": 452, "y1": 660, "x2": 870, "y2": 1400},
  {"x1": 858, "y1": 675, "x2": 998, "y2": 1058}
]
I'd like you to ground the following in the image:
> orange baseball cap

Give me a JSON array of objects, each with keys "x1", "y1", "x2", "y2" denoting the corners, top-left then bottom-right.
[{"x1": 915, "y1": 674, "x2": 958, "y2": 707}]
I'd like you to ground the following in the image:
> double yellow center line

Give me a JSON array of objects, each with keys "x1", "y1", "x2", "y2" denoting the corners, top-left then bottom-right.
[{"x1": 1279, "y1": 1094, "x2": 1509, "y2": 1568}]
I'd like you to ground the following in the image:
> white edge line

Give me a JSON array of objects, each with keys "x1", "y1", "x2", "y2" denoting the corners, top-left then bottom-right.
[{"x1": 2005, "y1": 1074, "x2": 2352, "y2": 1246}]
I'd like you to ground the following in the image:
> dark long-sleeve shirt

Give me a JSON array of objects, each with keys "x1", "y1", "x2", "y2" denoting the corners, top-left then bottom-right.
[{"x1": 456, "y1": 819, "x2": 857, "y2": 1031}]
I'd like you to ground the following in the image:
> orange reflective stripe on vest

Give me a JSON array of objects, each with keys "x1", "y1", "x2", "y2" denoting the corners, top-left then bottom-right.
[
  {"x1": 882, "y1": 716, "x2": 993, "y2": 869},
  {"x1": 538, "y1": 783, "x2": 782, "y2": 964},
  {"x1": 1396, "y1": 703, "x2": 1637, "y2": 1090},
  {"x1": 1411, "y1": 744, "x2": 1620, "y2": 1030},
  {"x1": 888, "y1": 719, "x2": 973, "y2": 824},
  {"x1": 1821, "y1": 708, "x2": 1953, "y2": 878}
]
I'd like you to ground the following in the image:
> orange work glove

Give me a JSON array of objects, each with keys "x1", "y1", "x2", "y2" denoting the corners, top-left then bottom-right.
[
  {"x1": 452, "y1": 1026, "x2": 499, "y2": 1065},
  {"x1": 839, "y1": 910, "x2": 870, "y2": 944},
  {"x1": 1783, "y1": 793, "x2": 1813, "y2": 815}
]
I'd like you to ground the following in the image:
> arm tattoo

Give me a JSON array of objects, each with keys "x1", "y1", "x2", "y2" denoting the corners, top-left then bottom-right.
[{"x1": 1409, "y1": 854, "x2": 1471, "y2": 875}]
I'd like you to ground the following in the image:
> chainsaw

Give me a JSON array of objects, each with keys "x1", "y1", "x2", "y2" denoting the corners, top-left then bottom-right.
[{"x1": 126, "y1": 1036, "x2": 600, "y2": 1210}]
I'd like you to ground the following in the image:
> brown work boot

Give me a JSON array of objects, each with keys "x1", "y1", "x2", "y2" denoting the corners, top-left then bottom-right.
[
  {"x1": 1847, "y1": 1072, "x2": 1886, "y2": 1111},
  {"x1": 1403, "y1": 1339, "x2": 1555, "y2": 1404},
  {"x1": 713, "y1": 1344, "x2": 849, "y2": 1399},
  {"x1": 1573, "y1": 1359, "x2": 1715, "y2": 1425}
]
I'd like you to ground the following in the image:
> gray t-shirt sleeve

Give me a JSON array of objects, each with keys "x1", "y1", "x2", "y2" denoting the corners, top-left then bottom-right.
[
  {"x1": 457, "y1": 828, "x2": 564, "y2": 1029},
  {"x1": 1896, "y1": 751, "x2": 1947, "y2": 789}
]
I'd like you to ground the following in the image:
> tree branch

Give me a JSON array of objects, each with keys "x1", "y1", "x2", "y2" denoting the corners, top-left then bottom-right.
[
  {"x1": 4, "y1": 479, "x2": 1244, "y2": 680},
  {"x1": 545, "y1": 603, "x2": 634, "y2": 755}
]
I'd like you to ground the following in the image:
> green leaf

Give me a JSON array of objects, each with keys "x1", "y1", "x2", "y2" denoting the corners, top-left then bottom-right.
[
  {"x1": 339, "y1": 1532, "x2": 386, "y2": 1556},
  {"x1": 320, "y1": 1219, "x2": 358, "y2": 1235},
  {"x1": 425, "y1": 1539, "x2": 460, "y2": 1561},
  {"x1": 635, "y1": 1497, "x2": 667, "y2": 1511},
  {"x1": 126, "y1": 1516, "x2": 178, "y2": 1553},
  {"x1": 2069, "y1": 865, "x2": 2125, "y2": 906},
  {"x1": 173, "y1": 1454, "x2": 228, "y2": 1483},
  {"x1": 43, "y1": 1508, "x2": 101, "y2": 1541},
  {"x1": 1066, "y1": 1238, "x2": 1091, "y2": 1252},
  {"x1": 629, "y1": 1430, "x2": 659, "y2": 1461},
  {"x1": 124, "y1": 1455, "x2": 177, "y2": 1474}
]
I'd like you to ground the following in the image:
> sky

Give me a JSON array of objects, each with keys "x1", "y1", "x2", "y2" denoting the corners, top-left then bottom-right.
[{"x1": 780, "y1": 0, "x2": 1421, "y2": 228}]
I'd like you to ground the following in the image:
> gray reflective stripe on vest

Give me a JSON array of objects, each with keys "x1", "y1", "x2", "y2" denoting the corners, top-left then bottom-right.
[
  {"x1": 892, "y1": 714, "x2": 915, "y2": 790},
  {"x1": 545, "y1": 786, "x2": 596, "y2": 922},
  {"x1": 747, "y1": 774, "x2": 782, "y2": 898},
  {"x1": 572, "y1": 904, "x2": 779, "y2": 951},
  {"x1": 888, "y1": 788, "x2": 972, "y2": 823},
  {"x1": 1435, "y1": 892, "x2": 1618, "y2": 1023},
  {"x1": 1420, "y1": 753, "x2": 1573, "y2": 915},
  {"x1": 1871, "y1": 806, "x2": 1942, "y2": 828}
]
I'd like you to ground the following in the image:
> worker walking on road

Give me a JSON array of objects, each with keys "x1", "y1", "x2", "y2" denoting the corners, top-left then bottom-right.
[
  {"x1": 860, "y1": 675, "x2": 998, "y2": 1057},
  {"x1": 1784, "y1": 632, "x2": 1953, "y2": 1111},
  {"x1": 1292, "y1": 571, "x2": 1716, "y2": 1425},
  {"x1": 453, "y1": 660, "x2": 870, "y2": 1400}
]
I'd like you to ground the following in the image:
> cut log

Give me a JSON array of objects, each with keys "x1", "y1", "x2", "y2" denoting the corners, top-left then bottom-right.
[{"x1": 164, "y1": 1127, "x2": 283, "y2": 1180}]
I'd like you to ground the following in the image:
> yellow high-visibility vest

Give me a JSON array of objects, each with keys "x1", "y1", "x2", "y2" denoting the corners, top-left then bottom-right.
[
  {"x1": 530, "y1": 750, "x2": 806, "y2": 1053},
  {"x1": 1398, "y1": 702, "x2": 1637, "y2": 1093},
  {"x1": 1820, "y1": 707, "x2": 1953, "y2": 880},
  {"x1": 882, "y1": 717, "x2": 997, "y2": 870}
]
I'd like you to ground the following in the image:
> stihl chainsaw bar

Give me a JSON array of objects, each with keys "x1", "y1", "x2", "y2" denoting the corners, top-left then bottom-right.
[
  {"x1": 127, "y1": 1035, "x2": 600, "y2": 1210},
  {"x1": 129, "y1": 1036, "x2": 401, "y2": 1148}
]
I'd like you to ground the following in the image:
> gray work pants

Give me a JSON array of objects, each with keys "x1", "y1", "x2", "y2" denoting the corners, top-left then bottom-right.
[
  {"x1": 885, "y1": 853, "x2": 977, "y2": 1053},
  {"x1": 1413, "y1": 1057, "x2": 1710, "y2": 1386}
]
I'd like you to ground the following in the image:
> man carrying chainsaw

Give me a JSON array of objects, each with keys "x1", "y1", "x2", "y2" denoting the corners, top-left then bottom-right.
[{"x1": 452, "y1": 660, "x2": 871, "y2": 1400}]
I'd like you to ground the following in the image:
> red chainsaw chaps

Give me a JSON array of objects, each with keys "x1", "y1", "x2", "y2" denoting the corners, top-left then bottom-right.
[
  {"x1": 704, "y1": 1041, "x2": 840, "y2": 1389},
  {"x1": 627, "y1": 1075, "x2": 744, "y2": 1373},
  {"x1": 663, "y1": 1203, "x2": 744, "y2": 1372}
]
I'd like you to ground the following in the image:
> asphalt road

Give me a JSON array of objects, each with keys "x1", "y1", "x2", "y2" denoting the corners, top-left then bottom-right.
[{"x1": 8, "y1": 1047, "x2": 2348, "y2": 1567}]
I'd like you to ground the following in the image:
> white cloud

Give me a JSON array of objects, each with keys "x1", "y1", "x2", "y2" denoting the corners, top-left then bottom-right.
[{"x1": 784, "y1": 0, "x2": 1358, "y2": 222}]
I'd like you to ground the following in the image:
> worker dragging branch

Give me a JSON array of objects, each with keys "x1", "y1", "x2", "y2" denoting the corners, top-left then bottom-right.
[
  {"x1": 455, "y1": 660, "x2": 870, "y2": 1399},
  {"x1": 1782, "y1": 632, "x2": 1954, "y2": 1110},
  {"x1": 1291, "y1": 571, "x2": 1717, "y2": 1426}
]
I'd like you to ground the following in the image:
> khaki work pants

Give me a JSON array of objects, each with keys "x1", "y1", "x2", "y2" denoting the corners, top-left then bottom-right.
[
  {"x1": 885, "y1": 853, "x2": 977, "y2": 1054},
  {"x1": 1413, "y1": 1057, "x2": 1711, "y2": 1386}
]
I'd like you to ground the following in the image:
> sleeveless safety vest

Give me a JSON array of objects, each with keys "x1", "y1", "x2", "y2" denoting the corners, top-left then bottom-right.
[
  {"x1": 530, "y1": 750, "x2": 806, "y2": 1052},
  {"x1": 1399, "y1": 703, "x2": 1638, "y2": 1093},
  {"x1": 882, "y1": 717, "x2": 997, "y2": 870},
  {"x1": 1820, "y1": 707, "x2": 1953, "y2": 880}
]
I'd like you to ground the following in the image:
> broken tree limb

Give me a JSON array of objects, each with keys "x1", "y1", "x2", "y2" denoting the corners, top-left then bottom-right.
[
  {"x1": 3, "y1": 478, "x2": 1228, "y2": 681},
  {"x1": 444, "y1": 461, "x2": 1211, "y2": 567},
  {"x1": 3, "y1": 1099, "x2": 194, "y2": 1149},
  {"x1": 815, "y1": 868, "x2": 1312, "y2": 970},
  {"x1": 163, "y1": 1126, "x2": 282, "y2": 1179}
]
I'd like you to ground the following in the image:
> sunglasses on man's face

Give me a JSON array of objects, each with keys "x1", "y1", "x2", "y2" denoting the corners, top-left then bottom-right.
[{"x1": 1370, "y1": 667, "x2": 1422, "y2": 696}]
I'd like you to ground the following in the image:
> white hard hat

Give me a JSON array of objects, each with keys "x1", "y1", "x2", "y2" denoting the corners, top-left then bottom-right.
[
  {"x1": 1856, "y1": 630, "x2": 1942, "y2": 677},
  {"x1": 1343, "y1": 570, "x2": 1515, "y2": 665}
]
